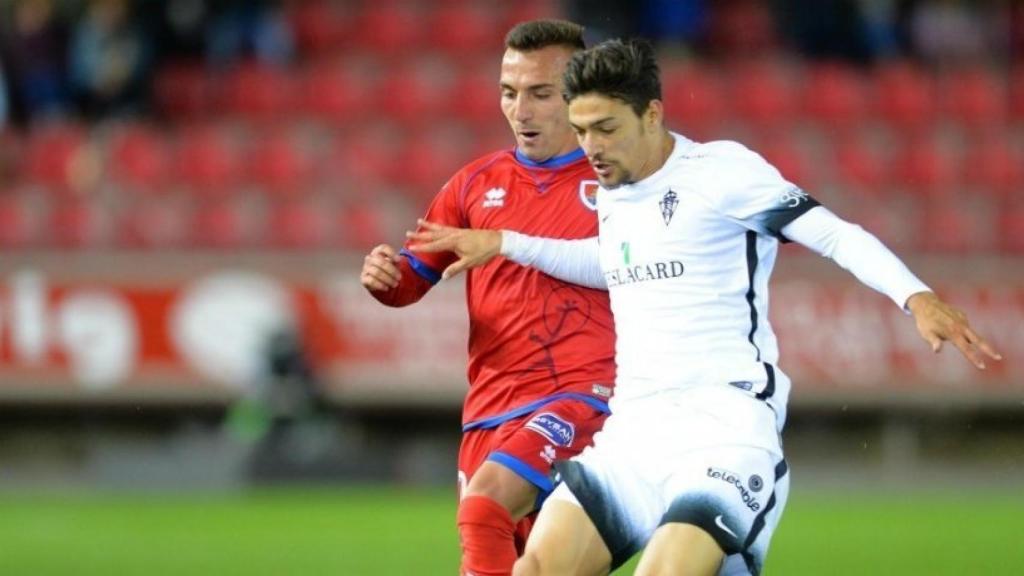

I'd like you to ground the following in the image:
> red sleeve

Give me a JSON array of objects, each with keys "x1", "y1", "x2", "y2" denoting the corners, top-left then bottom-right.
[
  {"x1": 368, "y1": 257, "x2": 434, "y2": 307},
  {"x1": 370, "y1": 166, "x2": 471, "y2": 307},
  {"x1": 402, "y1": 171, "x2": 467, "y2": 273}
]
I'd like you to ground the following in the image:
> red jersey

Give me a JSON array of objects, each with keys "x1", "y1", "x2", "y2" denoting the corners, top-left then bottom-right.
[{"x1": 374, "y1": 147, "x2": 616, "y2": 427}]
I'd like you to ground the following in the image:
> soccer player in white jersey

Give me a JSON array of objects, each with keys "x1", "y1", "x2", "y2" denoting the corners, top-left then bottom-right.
[{"x1": 408, "y1": 39, "x2": 1003, "y2": 576}]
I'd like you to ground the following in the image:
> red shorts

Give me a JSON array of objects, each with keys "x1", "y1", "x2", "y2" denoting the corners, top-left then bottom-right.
[{"x1": 457, "y1": 397, "x2": 609, "y2": 503}]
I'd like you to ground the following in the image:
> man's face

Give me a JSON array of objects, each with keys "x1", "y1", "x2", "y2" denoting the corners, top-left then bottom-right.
[
  {"x1": 568, "y1": 93, "x2": 656, "y2": 188},
  {"x1": 499, "y1": 46, "x2": 578, "y2": 162}
]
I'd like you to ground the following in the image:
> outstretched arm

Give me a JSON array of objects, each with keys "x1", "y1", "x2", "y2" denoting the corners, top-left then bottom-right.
[
  {"x1": 783, "y1": 207, "x2": 1002, "y2": 369},
  {"x1": 407, "y1": 220, "x2": 606, "y2": 289}
]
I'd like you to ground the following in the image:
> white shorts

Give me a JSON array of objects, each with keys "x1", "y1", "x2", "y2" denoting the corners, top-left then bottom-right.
[{"x1": 547, "y1": 385, "x2": 789, "y2": 575}]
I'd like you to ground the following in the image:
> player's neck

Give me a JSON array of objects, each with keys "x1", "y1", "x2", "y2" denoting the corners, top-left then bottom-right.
[{"x1": 634, "y1": 129, "x2": 675, "y2": 183}]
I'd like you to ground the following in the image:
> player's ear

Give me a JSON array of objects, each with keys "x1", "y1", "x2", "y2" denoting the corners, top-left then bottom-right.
[{"x1": 644, "y1": 100, "x2": 663, "y2": 132}]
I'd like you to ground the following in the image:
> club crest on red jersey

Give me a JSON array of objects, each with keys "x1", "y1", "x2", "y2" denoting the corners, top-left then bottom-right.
[{"x1": 578, "y1": 180, "x2": 599, "y2": 211}]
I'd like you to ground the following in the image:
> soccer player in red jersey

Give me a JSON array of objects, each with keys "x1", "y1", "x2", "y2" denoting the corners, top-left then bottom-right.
[{"x1": 359, "y1": 20, "x2": 616, "y2": 576}]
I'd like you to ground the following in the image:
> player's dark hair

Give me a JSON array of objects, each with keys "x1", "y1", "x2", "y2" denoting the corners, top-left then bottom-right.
[
  {"x1": 505, "y1": 19, "x2": 586, "y2": 52},
  {"x1": 563, "y1": 38, "x2": 662, "y2": 117}
]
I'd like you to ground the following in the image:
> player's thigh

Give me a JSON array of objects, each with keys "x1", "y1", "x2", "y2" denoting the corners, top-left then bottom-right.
[
  {"x1": 634, "y1": 523, "x2": 724, "y2": 576},
  {"x1": 516, "y1": 487, "x2": 611, "y2": 576},
  {"x1": 659, "y1": 446, "x2": 789, "y2": 576},
  {"x1": 478, "y1": 401, "x2": 608, "y2": 506},
  {"x1": 464, "y1": 460, "x2": 538, "y2": 520}
]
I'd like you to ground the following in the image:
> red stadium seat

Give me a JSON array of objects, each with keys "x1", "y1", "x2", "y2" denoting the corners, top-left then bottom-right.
[
  {"x1": 962, "y1": 135, "x2": 1022, "y2": 199},
  {"x1": 327, "y1": 126, "x2": 397, "y2": 190},
  {"x1": 23, "y1": 123, "x2": 87, "y2": 192},
  {"x1": 1010, "y1": 69, "x2": 1024, "y2": 122},
  {"x1": 49, "y1": 200, "x2": 107, "y2": 248},
  {"x1": 117, "y1": 199, "x2": 189, "y2": 249},
  {"x1": 426, "y1": 5, "x2": 500, "y2": 54},
  {"x1": 873, "y1": 63, "x2": 937, "y2": 130},
  {"x1": 395, "y1": 127, "x2": 472, "y2": 193},
  {"x1": 222, "y1": 64, "x2": 295, "y2": 121},
  {"x1": 336, "y1": 201, "x2": 386, "y2": 249},
  {"x1": 661, "y1": 63, "x2": 726, "y2": 139},
  {"x1": 892, "y1": 134, "x2": 958, "y2": 196},
  {"x1": 379, "y1": 60, "x2": 455, "y2": 125},
  {"x1": 0, "y1": 194, "x2": 37, "y2": 248},
  {"x1": 288, "y1": 0, "x2": 350, "y2": 56},
  {"x1": 918, "y1": 200, "x2": 991, "y2": 254},
  {"x1": 191, "y1": 199, "x2": 250, "y2": 248},
  {"x1": 500, "y1": 0, "x2": 561, "y2": 32},
  {"x1": 449, "y1": 64, "x2": 499, "y2": 124},
  {"x1": 107, "y1": 124, "x2": 169, "y2": 192},
  {"x1": 803, "y1": 64, "x2": 869, "y2": 129},
  {"x1": 834, "y1": 137, "x2": 889, "y2": 191},
  {"x1": 997, "y1": 201, "x2": 1024, "y2": 254},
  {"x1": 299, "y1": 63, "x2": 367, "y2": 124},
  {"x1": 174, "y1": 127, "x2": 241, "y2": 196},
  {"x1": 470, "y1": 125, "x2": 512, "y2": 158},
  {"x1": 728, "y1": 62, "x2": 796, "y2": 129},
  {"x1": 153, "y1": 62, "x2": 210, "y2": 120},
  {"x1": 267, "y1": 199, "x2": 334, "y2": 248},
  {"x1": 848, "y1": 197, "x2": 922, "y2": 252},
  {"x1": 943, "y1": 68, "x2": 1006, "y2": 131},
  {"x1": 246, "y1": 131, "x2": 314, "y2": 197},
  {"x1": 757, "y1": 136, "x2": 812, "y2": 188},
  {"x1": 351, "y1": 2, "x2": 421, "y2": 56}
]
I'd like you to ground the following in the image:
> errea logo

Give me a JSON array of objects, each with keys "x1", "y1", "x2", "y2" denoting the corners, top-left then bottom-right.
[{"x1": 482, "y1": 187, "x2": 506, "y2": 208}]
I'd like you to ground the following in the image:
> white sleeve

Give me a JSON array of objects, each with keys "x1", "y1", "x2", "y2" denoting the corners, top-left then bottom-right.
[
  {"x1": 698, "y1": 141, "x2": 819, "y2": 238},
  {"x1": 499, "y1": 231, "x2": 606, "y2": 289},
  {"x1": 782, "y1": 206, "x2": 931, "y2": 311}
]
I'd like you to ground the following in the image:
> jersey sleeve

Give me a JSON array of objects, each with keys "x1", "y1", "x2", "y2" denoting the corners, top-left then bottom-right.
[
  {"x1": 701, "y1": 142, "x2": 820, "y2": 240},
  {"x1": 501, "y1": 231, "x2": 606, "y2": 289},
  {"x1": 401, "y1": 173, "x2": 467, "y2": 284},
  {"x1": 782, "y1": 206, "x2": 931, "y2": 311}
]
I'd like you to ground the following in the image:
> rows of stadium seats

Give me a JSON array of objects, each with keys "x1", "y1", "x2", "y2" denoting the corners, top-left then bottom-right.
[{"x1": 152, "y1": 55, "x2": 1024, "y2": 134}]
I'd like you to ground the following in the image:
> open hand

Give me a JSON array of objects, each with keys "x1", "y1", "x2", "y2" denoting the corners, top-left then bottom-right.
[
  {"x1": 406, "y1": 219, "x2": 502, "y2": 280},
  {"x1": 906, "y1": 291, "x2": 1002, "y2": 369}
]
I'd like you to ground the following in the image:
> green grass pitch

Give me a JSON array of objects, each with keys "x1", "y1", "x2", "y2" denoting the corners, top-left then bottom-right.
[{"x1": 1, "y1": 487, "x2": 1021, "y2": 575}]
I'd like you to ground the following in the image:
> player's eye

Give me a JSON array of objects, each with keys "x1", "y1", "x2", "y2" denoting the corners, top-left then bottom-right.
[{"x1": 501, "y1": 90, "x2": 515, "y2": 100}]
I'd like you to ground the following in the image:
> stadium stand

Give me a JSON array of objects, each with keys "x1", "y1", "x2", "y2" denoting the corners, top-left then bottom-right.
[{"x1": 0, "y1": 0, "x2": 1019, "y2": 257}]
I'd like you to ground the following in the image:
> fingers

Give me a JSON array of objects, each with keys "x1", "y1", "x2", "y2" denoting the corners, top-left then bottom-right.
[
  {"x1": 964, "y1": 327, "x2": 1003, "y2": 362},
  {"x1": 950, "y1": 333, "x2": 986, "y2": 370},
  {"x1": 442, "y1": 258, "x2": 471, "y2": 280},
  {"x1": 405, "y1": 219, "x2": 458, "y2": 253},
  {"x1": 360, "y1": 244, "x2": 401, "y2": 291}
]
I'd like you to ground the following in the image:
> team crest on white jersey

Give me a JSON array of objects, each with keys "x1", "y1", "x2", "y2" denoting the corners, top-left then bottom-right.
[
  {"x1": 482, "y1": 187, "x2": 506, "y2": 208},
  {"x1": 778, "y1": 186, "x2": 809, "y2": 208},
  {"x1": 578, "y1": 180, "x2": 599, "y2": 211},
  {"x1": 660, "y1": 189, "x2": 679, "y2": 225}
]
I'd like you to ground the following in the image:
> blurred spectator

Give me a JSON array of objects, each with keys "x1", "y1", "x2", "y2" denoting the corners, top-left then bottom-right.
[
  {"x1": 636, "y1": 0, "x2": 708, "y2": 48},
  {"x1": 0, "y1": 0, "x2": 71, "y2": 124},
  {"x1": 908, "y1": 0, "x2": 1000, "y2": 68},
  {"x1": 565, "y1": 1, "x2": 637, "y2": 44},
  {"x1": 857, "y1": 0, "x2": 904, "y2": 59},
  {"x1": 0, "y1": 63, "x2": 9, "y2": 130},
  {"x1": 156, "y1": 0, "x2": 210, "y2": 62},
  {"x1": 773, "y1": 0, "x2": 872, "y2": 63},
  {"x1": 206, "y1": 0, "x2": 293, "y2": 68},
  {"x1": 68, "y1": 0, "x2": 153, "y2": 119}
]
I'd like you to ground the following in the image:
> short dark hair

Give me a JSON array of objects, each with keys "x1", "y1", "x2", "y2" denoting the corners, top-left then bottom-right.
[
  {"x1": 563, "y1": 39, "x2": 662, "y2": 116},
  {"x1": 504, "y1": 19, "x2": 585, "y2": 52}
]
